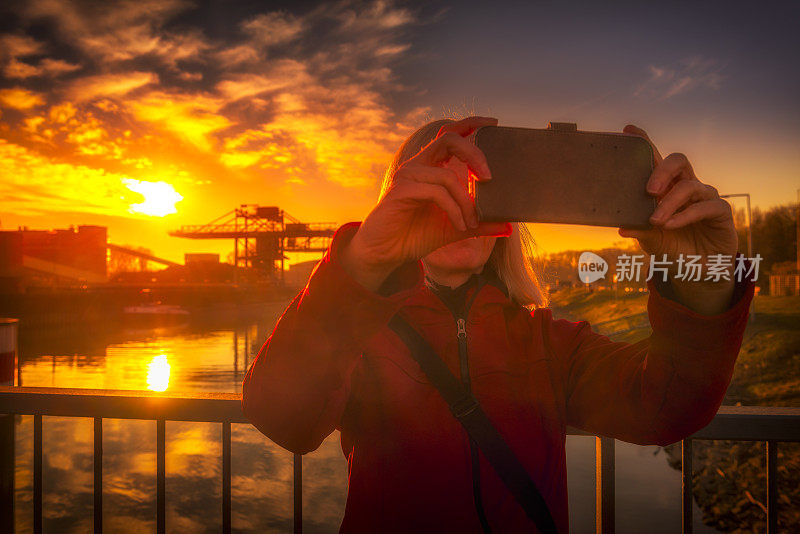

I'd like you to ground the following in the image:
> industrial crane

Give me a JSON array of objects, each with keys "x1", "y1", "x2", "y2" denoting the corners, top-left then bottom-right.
[{"x1": 170, "y1": 205, "x2": 337, "y2": 281}]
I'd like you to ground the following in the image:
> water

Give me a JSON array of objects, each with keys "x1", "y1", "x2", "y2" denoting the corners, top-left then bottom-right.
[{"x1": 10, "y1": 303, "x2": 720, "y2": 533}]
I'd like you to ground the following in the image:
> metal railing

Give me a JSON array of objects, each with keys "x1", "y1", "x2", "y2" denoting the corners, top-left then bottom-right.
[
  {"x1": 0, "y1": 387, "x2": 300, "y2": 534},
  {"x1": 571, "y1": 405, "x2": 800, "y2": 533},
  {"x1": 1, "y1": 386, "x2": 799, "y2": 534}
]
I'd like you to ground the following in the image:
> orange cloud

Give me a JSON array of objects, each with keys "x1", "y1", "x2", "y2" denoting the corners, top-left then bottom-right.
[
  {"x1": 66, "y1": 72, "x2": 158, "y2": 102},
  {"x1": 4, "y1": 59, "x2": 41, "y2": 79},
  {"x1": 20, "y1": 0, "x2": 194, "y2": 63},
  {"x1": 4, "y1": 58, "x2": 81, "y2": 79},
  {"x1": 40, "y1": 58, "x2": 82, "y2": 76},
  {"x1": 0, "y1": 34, "x2": 44, "y2": 60},
  {"x1": 213, "y1": 45, "x2": 261, "y2": 67},
  {"x1": 0, "y1": 87, "x2": 45, "y2": 109},
  {"x1": 15, "y1": 102, "x2": 131, "y2": 161},
  {"x1": 242, "y1": 12, "x2": 304, "y2": 47},
  {"x1": 0, "y1": 139, "x2": 137, "y2": 216},
  {"x1": 49, "y1": 102, "x2": 78, "y2": 123},
  {"x1": 128, "y1": 91, "x2": 231, "y2": 151},
  {"x1": 215, "y1": 61, "x2": 312, "y2": 101}
]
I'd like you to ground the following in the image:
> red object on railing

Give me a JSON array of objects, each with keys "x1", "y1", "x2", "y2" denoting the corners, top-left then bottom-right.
[{"x1": 0, "y1": 319, "x2": 18, "y2": 387}]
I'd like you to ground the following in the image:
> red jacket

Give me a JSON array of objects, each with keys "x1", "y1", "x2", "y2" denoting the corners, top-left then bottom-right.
[{"x1": 242, "y1": 222, "x2": 753, "y2": 533}]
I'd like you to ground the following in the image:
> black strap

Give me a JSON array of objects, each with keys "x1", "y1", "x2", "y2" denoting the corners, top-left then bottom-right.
[
  {"x1": 470, "y1": 439, "x2": 492, "y2": 533},
  {"x1": 388, "y1": 315, "x2": 558, "y2": 534}
]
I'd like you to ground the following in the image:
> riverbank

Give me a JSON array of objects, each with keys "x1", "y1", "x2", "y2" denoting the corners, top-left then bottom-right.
[
  {"x1": 0, "y1": 283, "x2": 297, "y2": 331},
  {"x1": 550, "y1": 286, "x2": 800, "y2": 532}
]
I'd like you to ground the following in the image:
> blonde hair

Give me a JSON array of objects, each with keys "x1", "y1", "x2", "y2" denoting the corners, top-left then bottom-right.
[{"x1": 380, "y1": 119, "x2": 548, "y2": 309}]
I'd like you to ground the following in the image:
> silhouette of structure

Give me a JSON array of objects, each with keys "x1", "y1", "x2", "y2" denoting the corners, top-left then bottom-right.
[
  {"x1": 170, "y1": 205, "x2": 337, "y2": 282},
  {"x1": 0, "y1": 225, "x2": 108, "y2": 289},
  {"x1": 107, "y1": 244, "x2": 181, "y2": 268}
]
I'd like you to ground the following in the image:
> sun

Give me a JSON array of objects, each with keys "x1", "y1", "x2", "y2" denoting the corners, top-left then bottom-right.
[
  {"x1": 123, "y1": 178, "x2": 183, "y2": 217},
  {"x1": 146, "y1": 354, "x2": 171, "y2": 392}
]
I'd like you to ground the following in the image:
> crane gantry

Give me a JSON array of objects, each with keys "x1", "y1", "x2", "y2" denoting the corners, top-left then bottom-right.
[{"x1": 170, "y1": 205, "x2": 338, "y2": 281}]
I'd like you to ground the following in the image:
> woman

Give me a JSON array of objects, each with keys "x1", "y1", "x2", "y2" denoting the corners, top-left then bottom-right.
[{"x1": 242, "y1": 116, "x2": 753, "y2": 533}]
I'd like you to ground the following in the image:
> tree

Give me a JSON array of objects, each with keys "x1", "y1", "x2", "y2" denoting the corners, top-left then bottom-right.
[
  {"x1": 734, "y1": 203, "x2": 797, "y2": 275},
  {"x1": 107, "y1": 245, "x2": 155, "y2": 276}
]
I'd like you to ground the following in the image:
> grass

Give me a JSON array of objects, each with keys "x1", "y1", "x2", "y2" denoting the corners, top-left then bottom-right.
[
  {"x1": 549, "y1": 287, "x2": 800, "y2": 407},
  {"x1": 729, "y1": 296, "x2": 800, "y2": 407}
]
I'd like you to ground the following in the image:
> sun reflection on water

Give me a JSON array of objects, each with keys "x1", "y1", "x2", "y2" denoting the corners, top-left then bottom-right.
[{"x1": 146, "y1": 354, "x2": 171, "y2": 391}]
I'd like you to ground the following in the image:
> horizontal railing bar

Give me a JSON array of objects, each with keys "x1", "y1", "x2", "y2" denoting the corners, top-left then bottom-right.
[
  {"x1": 690, "y1": 406, "x2": 800, "y2": 441},
  {"x1": 3, "y1": 388, "x2": 800, "y2": 441},
  {"x1": 566, "y1": 426, "x2": 594, "y2": 436},
  {"x1": 0, "y1": 387, "x2": 247, "y2": 423},
  {"x1": 569, "y1": 406, "x2": 800, "y2": 442}
]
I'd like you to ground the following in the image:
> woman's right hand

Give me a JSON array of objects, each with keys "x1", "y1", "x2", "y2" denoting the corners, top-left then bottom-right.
[{"x1": 340, "y1": 116, "x2": 513, "y2": 292}]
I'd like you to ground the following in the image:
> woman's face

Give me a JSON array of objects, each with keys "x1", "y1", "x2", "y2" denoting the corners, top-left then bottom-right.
[{"x1": 423, "y1": 157, "x2": 497, "y2": 276}]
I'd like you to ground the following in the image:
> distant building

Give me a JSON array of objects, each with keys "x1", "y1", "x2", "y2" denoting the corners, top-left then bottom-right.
[
  {"x1": 769, "y1": 274, "x2": 799, "y2": 296},
  {"x1": 0, "y1": 232, "x2": 23, "y2": 292},
  {"x1": 185, "y1": 253, "x2": 220, "y2": 265},
  {"x1": 285, "y1": 259, "x2": 320, "y2": 289},
  {"x1": 0, "y1": 225, "x2": 107, "y2": 290}
]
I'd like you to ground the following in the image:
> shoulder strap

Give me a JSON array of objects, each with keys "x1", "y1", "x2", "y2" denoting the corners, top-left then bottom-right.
[{"x1": 388, "y1": 315, "x2": 558, "y2": 534}]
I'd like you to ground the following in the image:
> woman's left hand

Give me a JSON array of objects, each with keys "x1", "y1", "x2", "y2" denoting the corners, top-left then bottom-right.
[{"x1": 617, "y1": 125, "x2": 738, "y2": 315}]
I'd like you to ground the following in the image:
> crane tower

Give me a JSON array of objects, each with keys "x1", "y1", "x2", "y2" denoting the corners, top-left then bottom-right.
[{"x1": 170, "y1": 205, "x2": 337, "y2": 282}]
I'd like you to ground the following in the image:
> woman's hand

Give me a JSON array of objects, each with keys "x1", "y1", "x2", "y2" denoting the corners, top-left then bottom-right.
[
  {"x1": 618, "y1": 125, "x2": 738, "y2": 315},
  {"x1": 341, "y1": 116, "x2": 512, "y2": 292}
]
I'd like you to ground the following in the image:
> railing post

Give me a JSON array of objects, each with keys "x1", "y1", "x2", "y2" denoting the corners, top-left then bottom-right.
[
  {"x1": 766, "y1": 440, "x2": 777, "y2": 534},
  {"x1": 294, "y1": 453, "x2": 302, "y2": 534},
  {"x1": 0, "y1": 318, "x2": 18, "y2": 533},
  {"x1": 94, "y1": 417, "x2": 103, "y2": 534},
  {"x1": 682, "y1": 439, "x2": 693, "y2": 534},
  {"x1": 233, "y1": 332, "x2": 239, "y2": 379},
  {"x1": 0, "y1": 412, "x2": 12, "y2": 534},
  {"x1": 222, "y1": 421, "x2": 231, "y2": 534},
  {"x1": 595, "y1": 436, "x2": 615, "y2": 534},
  {"x1": 34, "y1": 413, "x2": 42, "y2": 534},
  {"x1": 157, "y1": 419, "x2": 165, "y2": 534}
]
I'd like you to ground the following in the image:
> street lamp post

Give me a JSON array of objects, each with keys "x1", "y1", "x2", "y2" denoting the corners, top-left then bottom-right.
[
  {"x1": 720, "y1": 193, "x2": 753, "y2": 258},
  {"x1": 720, "y1": 193, "x2": 756, "y2": 320}
]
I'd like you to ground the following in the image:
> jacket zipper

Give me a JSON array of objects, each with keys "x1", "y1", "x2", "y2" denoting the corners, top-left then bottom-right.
[
  {"x1": 454, "y1": 309, "x2": 491, "y2": 533},
  {"x1": 456, "y1": 318, "x2": 469, "y2": 389},
  {"x1": 428, "y1": 276, "x2": 491, "y2": 532}
]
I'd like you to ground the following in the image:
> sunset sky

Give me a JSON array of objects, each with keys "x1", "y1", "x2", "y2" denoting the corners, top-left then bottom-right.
[{"x1": 1, "y1": 0, "x2": 798, "y2": 264}]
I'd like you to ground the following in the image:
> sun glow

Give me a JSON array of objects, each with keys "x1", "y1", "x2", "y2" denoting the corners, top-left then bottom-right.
[
  {"x1": 146, "y1": 354, "x2": 171, "y2": 392},
  {"x1": 123, "y1": 178, "x2": 183, "y2": 216}
]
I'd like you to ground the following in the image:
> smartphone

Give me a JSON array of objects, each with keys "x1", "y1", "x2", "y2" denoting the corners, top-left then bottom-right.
[{"x1": 473, "y1": 124, "x2": 656, "y2": 228}]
